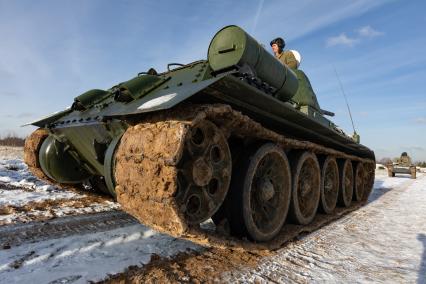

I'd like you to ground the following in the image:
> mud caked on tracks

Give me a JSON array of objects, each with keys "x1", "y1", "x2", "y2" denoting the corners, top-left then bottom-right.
[
  {"x1": 23, "y1": 104, "x2": 375, "y2": 282},
  {"x1": 114, "y1": 104, "x2": 375, "y2": 252}
]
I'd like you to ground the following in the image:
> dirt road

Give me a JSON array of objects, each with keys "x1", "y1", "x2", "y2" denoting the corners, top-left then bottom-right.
[{"x1": 0, "y1": 170, "x2": 425, "y2": 283}]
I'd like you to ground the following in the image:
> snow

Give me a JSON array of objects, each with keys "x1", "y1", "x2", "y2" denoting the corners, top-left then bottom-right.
[
  {"x1": 224, "y1": 172, "x2": 426, "y2": 283},
  {"x1": 0, "y1": 147, "x2": 118, "y2": 225},
  {"x1": 0, "y1": 156, "x2": 80, "y2": 207},
  {"x1": 0, "y1": 224, "x2": 200, "y2": 283},
  {"x1": 0, "y1": 201, "x2": 120, "y2": 225}
]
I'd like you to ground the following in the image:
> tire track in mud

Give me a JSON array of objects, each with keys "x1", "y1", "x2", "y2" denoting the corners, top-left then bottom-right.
[{"x1": 0, "y1": 211, "x2": 137, "y2": 248}]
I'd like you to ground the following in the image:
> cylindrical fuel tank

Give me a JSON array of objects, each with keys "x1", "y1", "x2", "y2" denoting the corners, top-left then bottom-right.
[{"x1": 208, "y1": 25, "x2": 298, "y2": 101}]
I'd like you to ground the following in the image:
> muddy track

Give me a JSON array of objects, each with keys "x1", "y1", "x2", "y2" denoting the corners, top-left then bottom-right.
[
  {"x1": 115, "y1": 104, "x2": 375, "y2": 252},
  {"x1": 0, "y1": 210, "x2": 137, "y2": 248},
  {"x1": 24, "y1": 128, "x2": 53, "y2": 183}
]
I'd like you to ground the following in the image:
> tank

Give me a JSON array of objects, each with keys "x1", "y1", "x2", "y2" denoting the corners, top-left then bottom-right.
[
  {"x1": 24, "y1": 25, "x2": 375, "y2": 243},
  {"x1": 387, "y1": 152, "x2": 416, "y2": 179}
]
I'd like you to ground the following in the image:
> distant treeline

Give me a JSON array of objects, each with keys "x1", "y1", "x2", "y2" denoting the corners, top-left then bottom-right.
[{"x1": 0, "y1": 134, "x2": 25, "y2": 147}]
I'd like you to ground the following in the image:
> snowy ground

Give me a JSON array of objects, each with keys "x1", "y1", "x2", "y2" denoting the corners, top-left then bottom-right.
[
  {"x1": 225, "y1": 170, "x2": 426, "y2": 283},
  {"x1": 0, "y1": 223, "x2": 199, "y2": 283},
  {"x1": 0, "y1": 146, "x2": 119, "y2": 225},
  {"x1": 1, "y1": 146, "x2": 425, "y2": 283}
]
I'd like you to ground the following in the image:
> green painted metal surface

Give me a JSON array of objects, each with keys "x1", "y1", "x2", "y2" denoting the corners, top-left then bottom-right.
[
  {"x1": 208, "y1": 25, "x2": 298, "y2": 102},
  {"x1": 39, "y1": 136, "x2": 91, "y2": 183}
]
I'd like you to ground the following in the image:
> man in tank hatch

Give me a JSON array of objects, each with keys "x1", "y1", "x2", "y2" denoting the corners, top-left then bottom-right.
[{"x1": 270, "y1": 37, "x2": 298, "y2": 69}]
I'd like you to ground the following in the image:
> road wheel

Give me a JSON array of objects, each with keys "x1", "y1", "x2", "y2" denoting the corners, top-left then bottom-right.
[
  {"x1": 362, "y1": 164, "x2": 375, "y2": 202},
  {"x1": 353, "y1": 163, "x2": 365, "y2": 202},
  {"x1": 338, "y1": 159, "x2": 353, "y2": 207},
  {"x1": 289, "y1": 151, "x2": 321, "y2": 225},
  {"x1": 319, "y1": 156, "x2": 339, "y2": 214},
  {"x1": 228, "y1": 143, "x2": 291, "y2": 242},
  {"x1": 410, "y1": 167, "x2": 416, "y2": 179}
]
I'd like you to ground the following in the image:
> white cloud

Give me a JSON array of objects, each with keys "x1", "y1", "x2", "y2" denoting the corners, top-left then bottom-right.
[
  {"x1": 326, "y1": 25, "x2": 383, "y2": 48},
  {"x1": 415, "y1": 117, "x2": 426, "y2": 124},
  {"x1": 357, "y1": 25, "x2": 384, "y2": 37},
  {"x1": 326, "y1": 33, "x2": 359, "y2": 47}
]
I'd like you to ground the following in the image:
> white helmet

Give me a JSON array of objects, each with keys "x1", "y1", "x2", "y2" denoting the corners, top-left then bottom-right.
[{"x1": 289, "y1": 50, "x2": 302, "y2": 68}]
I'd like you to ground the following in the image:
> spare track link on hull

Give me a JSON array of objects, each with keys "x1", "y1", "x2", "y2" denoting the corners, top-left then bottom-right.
[{"x1": 114, "y1": 104, "x2": 375, "y2": 246}]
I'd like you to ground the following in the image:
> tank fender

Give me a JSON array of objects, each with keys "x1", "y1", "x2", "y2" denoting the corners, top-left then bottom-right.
[{"x1": 104, "y1": 76, "x2": 224, "y2": 117}]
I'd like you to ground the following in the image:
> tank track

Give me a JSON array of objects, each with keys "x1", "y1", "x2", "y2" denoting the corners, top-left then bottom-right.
[
  {"x1": 114, "y1": 104, "x2": 375, "y2": 251},
  {"x1": 24, "y1": 128, "x2": 54, "y2": 184}
]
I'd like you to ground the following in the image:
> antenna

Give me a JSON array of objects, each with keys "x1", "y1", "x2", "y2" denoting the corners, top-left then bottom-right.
[
  {"x1": 334, "y1": 66, "x2": 360, "y2": 143},
  {"x1": 333, "y1": 67, "x2": 356, "y2": 133}
]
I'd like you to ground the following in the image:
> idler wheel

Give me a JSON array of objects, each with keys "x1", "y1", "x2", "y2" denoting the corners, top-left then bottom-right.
[
  {"x1": 228, "y1": 143, "x2": 291, "y2": 242},
  {"x1": 319, "y1": 156, "x2": 339, "y2": 214},
  {"x1": 353, "y1": 163, "x2": 365, "y2": 202},
  {"x1": 338, "y1": 159, "x2": 354, "y2": 207},
  {"x1": 176, "y1": 120, "x2": 232, "y2": 224},
  {"x1": 290, "y1": 151, "x2": 321, "y2": 225}
]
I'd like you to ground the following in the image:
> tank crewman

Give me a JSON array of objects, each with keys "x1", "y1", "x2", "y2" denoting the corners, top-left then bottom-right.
[{"x1": 270, "y1": 37, "x2": 298, "y2": 69}]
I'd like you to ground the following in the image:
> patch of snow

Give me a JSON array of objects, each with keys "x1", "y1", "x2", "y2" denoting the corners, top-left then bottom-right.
[
  {"x1": 0, "y1": 150, "x2": 118, "y2": 224},
  {"x1": 0, "y1": 158, "x2": 80, "y2": 207},
  {"x1": 0, "y1": 224, "x2": 201, "y2": 283},
  {"x1": 0, "y1": 201, "x2": 120, "y2": 225},
  {"x1": 223, "y1": 173, "x2": 426, "y2": 283}
]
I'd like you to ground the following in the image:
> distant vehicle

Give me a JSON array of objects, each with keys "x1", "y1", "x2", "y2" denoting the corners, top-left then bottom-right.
[
  {"x1": 387, "y1": 152, "x2": 416, "y2": 179},
  {"x1": 24, "y1": 25, "x2": 375, "y2": 243}
]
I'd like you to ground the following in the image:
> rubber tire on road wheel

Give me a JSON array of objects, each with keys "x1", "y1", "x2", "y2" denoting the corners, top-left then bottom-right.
[
  {"x1": 319, "y1": 156, "x2": 339, "y2": 214},
  {"x1": 362, "y1": 164, "x2": 375, "y2": 202},
  {"x1": 338, "y1": 159, "x2": 353, "y2": 207},
  {"x1": 289, "y1": 151, "x2": 321, "y2": 225},
  {"x1": 353, "y1": 163, "x2": 365, "y2": 202},
  {"x1": 228, "y1": 143, "x2": 291, "y2": 242}
]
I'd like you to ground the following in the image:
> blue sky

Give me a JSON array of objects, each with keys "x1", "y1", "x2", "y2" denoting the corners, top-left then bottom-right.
[{"x1": 0, "y1": 0, "x2": 425, "y2": 161}]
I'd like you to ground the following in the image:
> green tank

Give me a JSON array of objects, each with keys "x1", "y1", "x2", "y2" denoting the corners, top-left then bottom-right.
[
  {"x1": 24, "y1": 25, "x2": 375, "y2": 242},
  {"x1": 387, "y1": 152, "x2": 416, "y2": 179}
]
